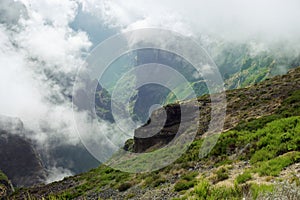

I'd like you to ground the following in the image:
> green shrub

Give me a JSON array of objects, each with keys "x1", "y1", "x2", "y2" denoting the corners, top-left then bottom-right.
[
  {"x1": 213, "y1": 167, "x2": 229, "y2": 183},
  {"x1": 194, "y1": 179, "x2": 210, "y2": 199},
  {"x1": 143, "y1": 173, "x2": 161, "y2": 187},
  {"x1": 250, "y1": 183, "x2": 274, "y2": 200},
  {"x1": 126, "y1": 193, "x2": 135, "y2": 199},
  {"x1": 235, "y1": 115, "x2": 280, "y2": 132},
  {"x1": 193, "y1": 179, "x2": 242, "y2": 200},
  {"x1": 118, "y1": 182, "x2": 133, "y2": 192},
  {"x1": 0, "y1": 170, "x2": 8, "y2": 182},
  {"x1": 208, "y1": 186, "x2": 241, "y2": 200},
  {"x1": 235, "y1": 172, "x2": 252, "y2": 184},
  {"x1": 174, "y1": 180, "x2": 195, "y2": 192},
  {"x1": 277, "y1": 90, "x2": 300, "y2": 117},
  {"x1": 181, "y1": 171, "x2": 198, "y2": 181},
  {"x1": 254, "y1": 151, "x2": 300, "y2": 176},
  {"x1": 152, "y1": 177, "x2": 167, "y2": 187}
]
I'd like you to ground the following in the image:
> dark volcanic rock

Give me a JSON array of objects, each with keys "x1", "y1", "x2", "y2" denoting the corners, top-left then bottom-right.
[
  {"x1": 0, "y1": 117, "x2": 46, "y2": 187},
  {"x1": 134, "y1": 102, "x2": 200, "y2": 153}
]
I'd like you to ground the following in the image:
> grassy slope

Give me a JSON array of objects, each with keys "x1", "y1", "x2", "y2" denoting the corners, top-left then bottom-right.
[{"x1": 12, "y1": 68, "x2": 300, "y2": 200}]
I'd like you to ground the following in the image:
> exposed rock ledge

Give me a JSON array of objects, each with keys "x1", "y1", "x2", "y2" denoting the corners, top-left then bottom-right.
[{"x1": 133, "y1": 67, "x2": 300, "y2": 153}]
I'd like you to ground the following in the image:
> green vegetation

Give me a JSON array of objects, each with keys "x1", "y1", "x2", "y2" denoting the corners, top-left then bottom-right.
[
  {"x1": 212, "y1": 167, "x2": 229, "y2": 183},
  {"x1": 174, "y1": 180, "x2": 195, "y2": 192},
  {"x1": 11, "y1": 73, "x2": 300, "y2": 199},
  {"x1": 169, "y1": 90, "x2": 300, "y2": 198},
  {"x1": 142, "y1": 172, "x2": 167, "y2": 187},
  {"x1": 117, "y1": 182, "x2": 133, "y2": 192},
  {"x1": 71, "y1": 91, "x2": 300, "y2": 198},
  {"x1": 254, "y1": 152, "x2": 300, "y2": 176},
  {"x1": 249, "y1": 183, "x2": 274, "y2": 200},
  {"x1": 0, "y1": 170, "x2": 8, "y2": 182},
  {"x1": 0, "y1": 170, "x2": 9, "y2": 198},
  {"x1": 49, "y1": 166, "x2": 133, "y2": 199},
  {"x1": 176, "y1": 178, "x2": 274, "y2": 200},
  {"x1": 235, "y1": 172, "x2": 252, "y2": 184},
  {"x1": 183, "y1": 116, "x2": 300, "y2": 177},
  {"x1": 174, "y1": 171, "x2": 198, "y2": 192},
  {"x1": 193, "y1": 178, "x2": 210, "y2": 198}
]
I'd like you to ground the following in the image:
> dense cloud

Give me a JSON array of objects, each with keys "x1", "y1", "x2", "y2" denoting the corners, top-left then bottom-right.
[
  {"x1": 0, "y1": 0, "x2": 90, "y2": 142},
  {"x1": 0, "y1": 0, "x2": 27, "y2": 25},
  {"x1": 81, "y1": 0, "x2": 300, "y2": 54},
  {"x1": 0, "y1": 0, "x2": 93, "y2": 182}
]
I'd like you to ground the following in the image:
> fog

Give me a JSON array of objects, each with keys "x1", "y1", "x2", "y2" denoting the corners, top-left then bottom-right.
[{"x1": 0, "y1": 0, "x2": 300, "y2": 182}]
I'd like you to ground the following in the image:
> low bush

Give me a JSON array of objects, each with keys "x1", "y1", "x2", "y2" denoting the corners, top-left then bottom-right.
[
  {"x1": 254, "y1": 151, "x2": 300, "y2": 176},
  {"x1": 193, "y1": 179, "x2": 210, "y2": 199},
  {"x1": 118, "y1": 182, "x2": 133, "y2": 192},
  {"x1": 174, "y1": 180, "x2": 195, "y2": 192},
  {"x1": 152, "y1": 177, "x2": 167, "y2": 187},
  {"x1": 212, "y1": 167, "x2": 229, "y2": 183},
  {"x1": 181, "y1": 171, "x2": 198, "y2": 181},
  {"x1": 0, "y1": 170, "x2": 8, "y2": 182},
  {"x1": 235, "y1": 172, "x2": 252, "y2": 184}
]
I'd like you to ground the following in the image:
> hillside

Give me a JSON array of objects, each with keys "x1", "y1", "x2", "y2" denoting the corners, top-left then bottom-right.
[
  {"x1": 10, "y1": 67, "x2": 300, "y2": 200},
  {"x1": 133, "y1": 66, "x2": 300, "y2": 153},
  {"x1": 0, "y1": 117, "x2": 46, "y2": 187},
  {"x1": 102, "y1": 47, "x2": 299, "y2": 124}
]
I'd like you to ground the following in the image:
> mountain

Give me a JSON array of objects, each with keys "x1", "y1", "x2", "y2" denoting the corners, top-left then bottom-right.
[
  {"x1": 127, "y1": 45, "x2": 299, "y2": 124},
  {"x1": 10, "y1": 66, "x2": 300, "y2": 199},
  {"x1": 0, "y1": 117, "x2": 46, "y2": 187},
  {"x1": 133, "y1": 66, "x2": 300, "y2": 153}
]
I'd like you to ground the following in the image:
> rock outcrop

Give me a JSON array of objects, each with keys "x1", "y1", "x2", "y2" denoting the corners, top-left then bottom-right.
[
  {"x1": 133, "y1": 67, "x2": 300, "y2": 153},
  {"x1": 0, "y1": 116, "x2": 46, "y2": 187}
]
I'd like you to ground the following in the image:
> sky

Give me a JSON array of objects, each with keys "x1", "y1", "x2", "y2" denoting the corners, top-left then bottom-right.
[{"x1": 0, "y1": 0, "x2": 300, "y2": 182}]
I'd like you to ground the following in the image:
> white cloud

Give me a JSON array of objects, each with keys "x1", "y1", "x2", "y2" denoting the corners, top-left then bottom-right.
[
  {"x1": 19, "y1": 0, "x2": 78, "y2": 27},
  {"x1": 0, "y1": 0, "x2": 27, "y2": 25},
  {"x1": 0, "y1": 0, "x2": 92, "y2": 153},
  {"x1": 45, "y1": 167, "x2": 73, "y2": 184},
  {"x1": 0, "y1": 0, "x2": 97, "y2": 181},
  {"x1": 0, "y1": 26, "x2": 45, "y2": 125},
  {"x1": 81, "y1": 0, "x2": 300, "y2": 45}
]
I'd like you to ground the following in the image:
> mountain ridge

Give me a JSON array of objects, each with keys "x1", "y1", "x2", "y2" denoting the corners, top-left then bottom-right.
[
  {"x1": 133, "y1": 66, "x2": 300, "y2": 153},
  {"x1": 10, "y1": 66, "x2": 300, "y2": 200}
]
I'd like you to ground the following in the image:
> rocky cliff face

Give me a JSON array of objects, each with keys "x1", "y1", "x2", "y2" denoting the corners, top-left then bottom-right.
[
  {"x1": 0, "y1": 117, "x2": 46, "y2": 187},
  {"x1": 133, "y1": 67, "x2": 300, "y2": 153},
  {"x1": 73, "y1": 78, "x2": 114, "y2": 123}
]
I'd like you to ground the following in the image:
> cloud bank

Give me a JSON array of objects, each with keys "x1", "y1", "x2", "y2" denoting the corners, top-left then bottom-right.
[
  {"x1": 81, "y1": 0, "x2": 300, "y2": 52},
  {"x1": 0, "y1": 0, "x2": 95, "y2": 182}
]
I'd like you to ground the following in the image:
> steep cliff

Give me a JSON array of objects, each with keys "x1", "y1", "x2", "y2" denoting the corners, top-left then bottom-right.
[{"x1": 0, "y1": 117, "x2": 46, "y2": 187}]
